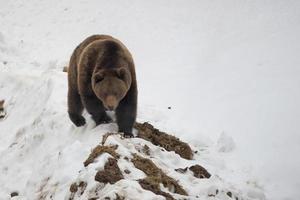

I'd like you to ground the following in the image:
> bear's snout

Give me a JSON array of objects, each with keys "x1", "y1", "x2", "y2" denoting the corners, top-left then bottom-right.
[{"x1": 105, "y1": 95, "x2": 118, "y2": 111}]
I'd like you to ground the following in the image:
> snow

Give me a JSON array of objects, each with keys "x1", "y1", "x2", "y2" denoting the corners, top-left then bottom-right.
[
  {"x1": 216, "y1": 132, "x2": 235, "y2": 153},
  {"x1": 1, "y1": 0, "x2": 300, "y2": 199}
]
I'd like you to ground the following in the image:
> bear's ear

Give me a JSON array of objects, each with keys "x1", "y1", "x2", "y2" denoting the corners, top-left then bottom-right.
[
  {"x1": 94, "y1": 73, "x2": 104, "y2": 84},
  {"x1": 117, "y1": 67, "x2": 127, "y2": 80}
]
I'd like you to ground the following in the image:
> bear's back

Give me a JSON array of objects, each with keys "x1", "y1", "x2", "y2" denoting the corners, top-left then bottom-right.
[
  {"x1": 78, "y1": 36, "x2": 135, "y2": 78},
  {"x1": 73, "y1": 35, "x2": 113, "y2": 65}
]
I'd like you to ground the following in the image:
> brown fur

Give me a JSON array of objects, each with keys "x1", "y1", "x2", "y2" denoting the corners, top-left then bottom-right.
[{"x1": 68, "y1": 35, "x2": 137, "y2": 136}]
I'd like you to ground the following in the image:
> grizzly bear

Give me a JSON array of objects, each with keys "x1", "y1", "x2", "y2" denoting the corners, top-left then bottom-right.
[{"x1": 67, "y1": 35, "x2": 137, "y2": 137}]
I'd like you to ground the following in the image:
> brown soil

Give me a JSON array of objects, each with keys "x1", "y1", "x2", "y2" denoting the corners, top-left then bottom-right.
[
  {"x1": 132, "y1": 154, "x2": 187, "y2": 199},
  {"x1": 69, "y1": 181, "x2": 87, "y2": 200},
  {"x1": 189, "y1": 165, "x2": 211, "y2": 178},
  {"x1": 68, "y1": 123, "x2": 213, "y2": 199},
  {"x1": 131, "y1": 154, "x2": 161, "y2": 176},
  {"x1": 142, "y1": 145, "x2": 150, "y2": 155},
  {"x1": 134, "y1": 122, "x2": 193, "y2": 160},
  {"x1": 139, "y1": 177, "x2": 174, "y2": 200},
  {"x1": 84, "y1": 145, "x2": 119, "y2": 167},
  {"x1": 69, "y1": 182, "x2": 78, "y2": 193},
  {"x1": 95, "y1": 158, "x2": 124, "y2": 184},
  {"x1": 175, "y1": 164, "x2": 211, "y2": 179}
]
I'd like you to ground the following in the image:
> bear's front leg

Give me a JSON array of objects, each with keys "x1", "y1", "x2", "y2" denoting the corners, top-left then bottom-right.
[
  {"x1": 68, "y1": 88, "x2": 86, "y2": 127},
  {"x1": 81, "y1": 94, "x2": 112, "y2": 125},
  {"x1": 116, "y1": 98, "x2": 137, "y2": 138}
]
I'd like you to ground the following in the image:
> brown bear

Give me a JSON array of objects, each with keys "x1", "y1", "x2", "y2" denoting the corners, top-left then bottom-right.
[{"x1": 67, "y1": 35, "x2": 137, "y2": 137}]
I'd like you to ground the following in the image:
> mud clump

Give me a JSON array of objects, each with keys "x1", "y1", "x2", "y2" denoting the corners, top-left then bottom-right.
[
  {"x1": 134, "y1": 122, "x2": 193, "y2": 160},
  {"x1": 142, "y1": 144, "x2": 150, "y2": 155},
  {"x1": 84, "y1": 145, "x2": 119, "y2": 167},
  {"x1": 132, "y1": 154, "x2": 161, "y2": 176},
  {"x1": 101, "y1": 132, "x2": 122, "y2": 145},
  {"x1": 176, "y1": 164, "x2": 211, "y2": 179},
  {"x1": 69, "y1": 181, "x2": 87, "y2": 199},
  {"x1": 139, "y1": 177, "x2": 174, "y2": 200},
  {"x1": 69, "y1": 182, "x2": 78, "y2": 193},
  {"x1": 189, "y1": 164, "x2": 211, "y2": 178},
  {"x1": 95, "y1": 158, "x2": 124, "y2": 184},
  {"x1": 132, "y1": 154, "x2": 187, "y2": 199}
]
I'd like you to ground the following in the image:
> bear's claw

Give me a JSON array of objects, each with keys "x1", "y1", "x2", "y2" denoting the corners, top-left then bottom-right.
[{"x1": 69, "y1": 113, "x2": 86, "y2": 127}]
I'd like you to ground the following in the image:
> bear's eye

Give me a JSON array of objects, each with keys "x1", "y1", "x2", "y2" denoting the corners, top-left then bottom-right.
[
  {"x1": 94, "y1": 75, "x2": 104, "y2": 83},
  {"x1": 117, "y1": 68, "x2": 126, "y2": 80}
]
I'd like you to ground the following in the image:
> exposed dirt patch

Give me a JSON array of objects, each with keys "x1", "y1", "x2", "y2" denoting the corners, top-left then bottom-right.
[
  {"x1": 139, "y1": 177, "x2": 174, "y2": 200},
  {"x1": 95, "y1": 158, "x2": 124, "y2": 184},
  {"x1": 69, "y1": 123, "x2": 213, "y2": 199},
  {"x1": 189, "y1": 164, "x2": 211, "y2": 178},
  {"x1": 101, "y1": 132, "x2": 122, "y2": 145},
  {"x1": 69, "y1": 182, "x2": 78, "y2": 193},
  {"x1": 134, "y1": 122, "x2": 193, "y2": 160},
  {"x1": 69, "y1": 181, "x2": 87, "y2": 200},
  {"x1": 142, "y1": 144, "x2": 150, "y2": 155},
  {"x1": 176, "y1": 164, "x2": 211, "y2": 179},
  {"x1": 131, "y1": 154, "x2": 161, "y2": 176},
  {"x1": 84, "y1": 145, "x2": 119, "y2": 167},
  {"x1": 132, "y1": 154, "x2": 187, "y2": 198}
]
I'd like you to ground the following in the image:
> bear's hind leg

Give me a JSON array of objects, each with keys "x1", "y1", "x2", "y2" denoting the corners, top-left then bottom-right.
[
  {"x1": 81, "y1": 95, "x2": 112, "y2": 125},
  {"x1": 68, "y1": 88, "x2": 86, "y2": 126}
]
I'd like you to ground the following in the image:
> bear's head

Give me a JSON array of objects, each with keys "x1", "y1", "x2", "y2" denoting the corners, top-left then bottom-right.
[{"x1": 92, "y1": 67, "x2": 132, "y2": 110}]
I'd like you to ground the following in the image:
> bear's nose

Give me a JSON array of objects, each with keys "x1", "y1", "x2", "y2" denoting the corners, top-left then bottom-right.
[
  {"x1": 106, "y1": 95, "x2": 117, "y2": 110},
  {"x1": 107, "y1": 105, "x2": 114, "y2": 111}
]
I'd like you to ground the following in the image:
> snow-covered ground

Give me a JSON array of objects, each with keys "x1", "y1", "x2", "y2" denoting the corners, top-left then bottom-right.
[{"x1": 1, "y1": 0, "x2": 300, "y2": 199}]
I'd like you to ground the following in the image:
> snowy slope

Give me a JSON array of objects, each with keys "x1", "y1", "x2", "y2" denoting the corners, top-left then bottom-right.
[
  {"x1": 1, "y1": 0, "x2": 300, "y2": 199},
  {"x1": 0, "y1": 69, "x2": 261, "y2": 200}
]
